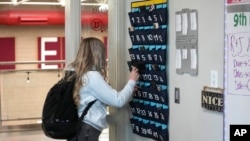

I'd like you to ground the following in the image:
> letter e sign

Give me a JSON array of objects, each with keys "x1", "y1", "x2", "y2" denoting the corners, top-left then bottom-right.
[{"x1": 38, "y1": 37, "x2": 65, "y2": 69}]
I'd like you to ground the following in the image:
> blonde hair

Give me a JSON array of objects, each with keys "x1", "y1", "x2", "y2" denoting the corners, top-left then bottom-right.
[{"x1": 69, "y1": 37, "x2": 107, "y2": 106}]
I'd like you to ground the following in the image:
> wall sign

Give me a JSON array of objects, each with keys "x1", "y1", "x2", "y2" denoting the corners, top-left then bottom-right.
[
  {"x1": 201, "y1": 86, "x2": 224, "y2": 112},
  {"x1": 91, "y1": 19, "x2": 106, "y2": 32},
  {"x1": 0, "y1": 37, "x2": 15, "y2": 70},
  {"x1": 37, "y1": 36, "x2": 108, "y2": 69},
  {"x1": 38, "y1": 37, "x2": 65, "y2": 69}
]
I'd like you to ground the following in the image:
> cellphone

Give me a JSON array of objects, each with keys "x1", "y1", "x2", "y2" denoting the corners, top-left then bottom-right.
[{"x1": 127, "y1": 61, "x2": 145, "y2": 74}]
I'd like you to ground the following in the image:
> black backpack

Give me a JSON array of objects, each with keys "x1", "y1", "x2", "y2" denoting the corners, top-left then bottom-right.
[{"x1": 41, "y1": 71, "x2": 96, "y2": 139}]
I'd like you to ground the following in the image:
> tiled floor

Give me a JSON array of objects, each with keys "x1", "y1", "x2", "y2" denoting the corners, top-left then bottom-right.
[{"x1": 0, "y1": 127, "x2": 109, "y2": 141}]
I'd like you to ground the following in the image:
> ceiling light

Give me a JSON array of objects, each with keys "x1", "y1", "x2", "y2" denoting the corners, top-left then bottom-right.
[
  {"x1": 13, "y1": 0, "x2": 30, "y2": 6},
  {"x1": 11, "y1": 0, "x2": 17, "y2": 4},
  {"x1": 0, "y1": 1, "x2": 107, "y2": 6},
  {"x1": 57, "y1": 0, "x2": 65, "y2": 6},
  {"x1": 99, "y1": 4, "x2": 108, "y2": 11}
]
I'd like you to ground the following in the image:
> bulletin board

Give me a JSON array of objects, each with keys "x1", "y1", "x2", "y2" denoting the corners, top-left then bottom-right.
[
  {"x1": 127, "y1": 0, "x2": 168, "y2": 141},
  {"x1": 175, "y1": 8, "x2": 198, "y2": 75}
]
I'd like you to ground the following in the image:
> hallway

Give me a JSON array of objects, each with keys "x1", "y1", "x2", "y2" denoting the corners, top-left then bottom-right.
[{"x1": 0, "y1": 127, "x2": 109, "y2": 141}]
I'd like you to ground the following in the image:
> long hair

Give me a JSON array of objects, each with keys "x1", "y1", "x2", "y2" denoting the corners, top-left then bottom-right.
[{"x1": 69, "y1": 37, "x2": 107, "y2": 106}]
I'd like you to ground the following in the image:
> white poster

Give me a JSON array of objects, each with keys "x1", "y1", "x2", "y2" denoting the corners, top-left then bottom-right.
[
  {"x1": 225, "y1": 3, "x2": 250, "y2": 141},
  {"x1": 226, "y1": 12, "x2": 250, "y2": 96}
]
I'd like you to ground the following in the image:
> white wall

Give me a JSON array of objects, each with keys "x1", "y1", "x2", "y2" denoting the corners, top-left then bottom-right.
[
  {"x1": 109, "y1": 0, "x2": 225, "y2": 141},
  {"x1": 168, "y1": 0, "x2": 224, "y2": 141}
]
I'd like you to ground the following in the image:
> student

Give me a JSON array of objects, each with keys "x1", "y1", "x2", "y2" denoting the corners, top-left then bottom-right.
[{"x1": 67, "y1": 37, "x2": 139, "y2": 141}]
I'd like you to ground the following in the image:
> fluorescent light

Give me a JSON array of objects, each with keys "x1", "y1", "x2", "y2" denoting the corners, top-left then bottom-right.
[
  {"x1": 81, "y1": 3, "x2": 107, "y2": 6},
  {"x1": 0, "y1": 2, "x2": 107, "y2": 6},
  {"x1": 99, "y1": 4, "x2": 108, "y2": 11},
  {"x1": 12, "y1": 0, "x2": 17, "y2": 4},
  {"x1": 13, "y1": 0, "x2": 30, "y2": 6}
]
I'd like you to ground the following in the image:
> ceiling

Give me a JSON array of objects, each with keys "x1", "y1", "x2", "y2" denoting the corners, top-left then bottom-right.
[{"x1": 0, "y1": 0, "x2": 108, "y2": 11}]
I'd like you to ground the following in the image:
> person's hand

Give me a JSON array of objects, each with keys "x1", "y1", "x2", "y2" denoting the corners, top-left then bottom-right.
[{"x1": 129, "y1": 66, "x2": 139, "y2": 81}]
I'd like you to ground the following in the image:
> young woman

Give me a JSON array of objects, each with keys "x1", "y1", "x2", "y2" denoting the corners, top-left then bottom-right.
[{"x1": 67, "y1": 37, "x2": 139, "y2": 141}]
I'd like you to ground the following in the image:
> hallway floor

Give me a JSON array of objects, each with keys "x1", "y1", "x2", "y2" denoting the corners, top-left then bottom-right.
[{"x1": 0, "y1": 128, "x2": 109, "y2": 141}]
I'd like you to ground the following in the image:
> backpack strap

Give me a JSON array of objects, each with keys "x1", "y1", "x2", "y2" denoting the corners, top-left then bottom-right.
[
  {"x1": 75, "y1": 100, "x2": 97, "y2": 141},
  {"x1": 79, "y1": 100, "x2": 97, "y2": 121}
]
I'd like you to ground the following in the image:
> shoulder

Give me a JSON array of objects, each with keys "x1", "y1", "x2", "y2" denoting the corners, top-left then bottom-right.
[
  {"x1": 85, "y1": 71, "x2": 103, "y2": 80},
  {"x1": 87, "y1": 71, "x2": 101, "y2": 76},
  {"x1": 83, "y1": 71, "x2": 105, "y2": 87}
]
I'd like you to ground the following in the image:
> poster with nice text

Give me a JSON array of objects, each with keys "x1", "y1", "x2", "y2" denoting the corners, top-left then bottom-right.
[{"x1": 226, "y1": 2, "x2": 250, "y2": 96}]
